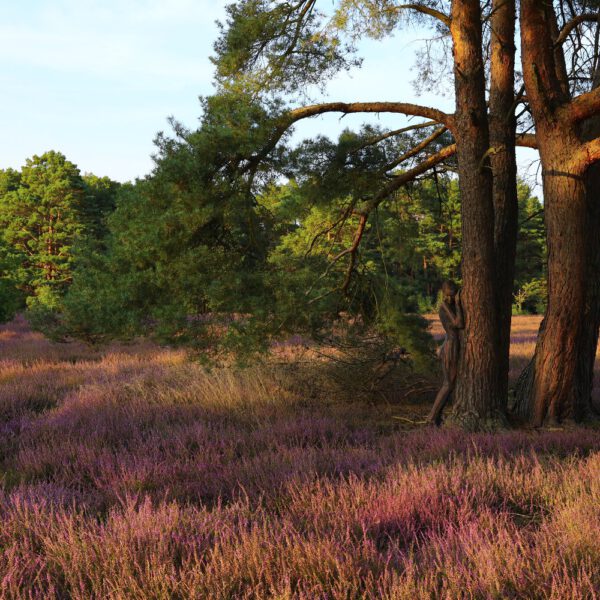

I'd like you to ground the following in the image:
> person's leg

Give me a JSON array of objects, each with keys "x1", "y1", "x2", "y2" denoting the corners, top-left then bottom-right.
[{"x1": 428, "y1": 381, "x2": 451, "y2": 425}]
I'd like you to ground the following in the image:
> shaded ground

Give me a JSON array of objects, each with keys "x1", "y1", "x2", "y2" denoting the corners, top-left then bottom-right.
[{"x1": 0, "y1": 317, "x2": 598, "y2": 598}]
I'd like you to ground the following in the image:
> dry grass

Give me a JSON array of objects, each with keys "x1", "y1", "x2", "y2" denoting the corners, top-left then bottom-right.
[{"x1": 0, "y1": 316, "x2": 598, "y2": 598}]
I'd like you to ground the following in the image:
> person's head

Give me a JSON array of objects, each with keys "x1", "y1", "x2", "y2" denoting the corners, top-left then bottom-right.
[{"x1": 441, "y1": 280, "x2": 458, "y2": 303}]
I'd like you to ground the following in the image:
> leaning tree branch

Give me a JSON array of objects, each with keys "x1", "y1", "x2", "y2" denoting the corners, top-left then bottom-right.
[
  {"x1": 516, "y1": 132, "x2": 538, "y2": 149},
  {"x1": 360, "y1": 143, "x2": 457, "y2": 214},
  {"x1": 565, "y1": 85, "x2": 600, "y2": 123},
  {"x1": 383, "y1": 126, "x2": 448, "y2": 172},
  {"x1": 339, "y1": 213, "x2": 368, "y2": 294},
  {"x1": 555, "y1": 13, "x2": 600, "y2": 47},
  {"x1": 243, "y1": 101, "x2": 452, "y2": 178},
  {"x1": 289, "y1": 102, "x2": 452, "y2": 127},
  {"x1": 578, "y1": 136, "x2": 600, "y2": 166},
  {"x1": 327, "y1": 214, "x2": 368, "y2": 266},
  {"x1": 350, "y1": 121, "x2": 441, "y2": 153},
  {"x1": 393, "y1": 4, "x2": 451, "y2": 27},
  {"x1": 304, "y1": 212, "x2": 367, "y2": 300}
]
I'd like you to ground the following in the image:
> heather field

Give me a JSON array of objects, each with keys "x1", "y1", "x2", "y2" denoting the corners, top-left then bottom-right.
[{"x1": 0, "y1": 317, "x2": 599, "y2": 599}]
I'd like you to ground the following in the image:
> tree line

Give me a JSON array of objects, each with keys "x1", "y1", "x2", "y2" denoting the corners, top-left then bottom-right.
[{"x1": 0, "y1": 149, "x2": 545, "y2": 328}]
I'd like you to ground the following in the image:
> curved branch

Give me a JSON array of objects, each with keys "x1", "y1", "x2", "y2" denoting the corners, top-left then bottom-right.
[
  {"x1": 555, "y1": 13, "x2": 600, "y2": 47},
  {"x1": 393, "y1": 4, "x2": 451, "y2": 28},
  {"x1": 565, "y1": 86, "x2": 600, "y2": 123},
  {"x1": 245, "y1": 102, "x2": 452, "y2": 174},
  {"x1": 289, "y1": 102, "x2": 451, "y2": 127},
  {"x1": 383, "y1": 126, "x2": 448, "y2": 172},
  {"x1": 361, "y1": 143, "x2": 457, "y2": 214},
  {"x1": 351, "y1": 120, "x2": 441, "y2": 152}
]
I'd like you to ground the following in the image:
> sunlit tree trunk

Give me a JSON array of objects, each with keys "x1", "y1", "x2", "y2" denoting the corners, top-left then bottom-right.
[
  {"x1": 447, "y1": 0, "x2": 507, "y2": 430},
  {"x1": 514, "y1": 1, "x2": 600, "y2": 425}
]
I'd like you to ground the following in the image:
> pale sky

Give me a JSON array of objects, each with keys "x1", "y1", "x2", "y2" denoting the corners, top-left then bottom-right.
[{"x1": 1, "y1": 0, "x2": 540, "y2": 190}]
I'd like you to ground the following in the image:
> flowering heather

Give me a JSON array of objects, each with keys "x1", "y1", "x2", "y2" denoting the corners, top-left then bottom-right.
[{"x1": 0, "y1": 317, "x2": 598, "y2": 599}]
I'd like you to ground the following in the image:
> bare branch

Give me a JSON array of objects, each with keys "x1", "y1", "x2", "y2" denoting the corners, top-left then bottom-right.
[
  {"x1": 393, "y1": 4, "x2": 451, "y2": 27},
  {"x1": 383, "y1": 126, "x2": 448, "y2": 172},
  {"x1": 565, "y1": 85, "x2": 600, "y2": 123},
  {"x1": 350, "y1": 121, "x2": 441, "y2": 153},
  {"x1": 555, "y1": 13, "x2": 600, "y2": 47},
  {"x1": 289, "y1": 102, "x2": 451, "y2": 126},
  {"x1": 516, "y1": 133, "x2": 538, "y2": 149},
  {"x1": 361, "y1": 143, "x2": 458, "y2": 214}
]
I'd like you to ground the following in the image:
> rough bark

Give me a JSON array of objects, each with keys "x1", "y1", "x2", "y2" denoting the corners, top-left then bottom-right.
[
  {"x1": 530, "y1": 161, "x2": 588, "y2": 425},
  {"x1": 489, "y1": 0, "x2": 518, "y2": 410},
  {"x1": 446, "y1": 0, "x2": 507, "y2": 430},
  {"x1": 514, "y1": 1, "x2": 600, "y2": 425},
  {"x1": 574, "y1": 68, "x2": 600, "y2": 420},
  {"x1": 576, "y1": 157, "x2": 600, "y2": 419},
  {"x1": 512, "y1": 168, "x2": 599, "y2": 424}
]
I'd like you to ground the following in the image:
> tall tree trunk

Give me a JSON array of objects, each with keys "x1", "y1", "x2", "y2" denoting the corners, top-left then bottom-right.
[
  {"x1": 514, "y1": 1, "x2": 600, "y2": 425},
  {"x1": 512, "y1": 146, "x2": 591, "y2": 426},
  {"x1": 446, "y1": 0, "x2": 507, "y2": 430},
  {"x1": 529, "y1": 153, "x2": 588, "y2": 425},
  {"x1": 575, "y1": 159, "x2": 600, "y2": 419},
  {"x1": 573, "y1": 68, "x2": 600, "y2": 419},
  {"x1": 489, "y1": 0, "x2": 518, "y2": 410}
]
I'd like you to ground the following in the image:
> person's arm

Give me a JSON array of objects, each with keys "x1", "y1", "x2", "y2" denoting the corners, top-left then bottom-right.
[
  {"x1": 454, "y1": 289, "x2": 464, "y2": 329},
  {"x1": 441, "y1": 292, "x2": 464, "y2": 329}
]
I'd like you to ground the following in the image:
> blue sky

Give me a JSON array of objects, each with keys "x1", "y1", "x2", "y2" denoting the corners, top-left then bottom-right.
[{"x1": 1, "y1": 0, "x2": 540, "y2": 190}]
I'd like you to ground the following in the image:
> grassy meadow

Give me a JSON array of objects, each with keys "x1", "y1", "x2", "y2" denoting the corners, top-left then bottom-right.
[{"x1": 0, "y1": 316, "x2": 598, "y2": 599}]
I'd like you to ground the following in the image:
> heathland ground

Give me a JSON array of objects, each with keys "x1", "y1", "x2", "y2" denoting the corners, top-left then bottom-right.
[{"x1": 0, "y1": 316, "x2": 598, "y2": 599}]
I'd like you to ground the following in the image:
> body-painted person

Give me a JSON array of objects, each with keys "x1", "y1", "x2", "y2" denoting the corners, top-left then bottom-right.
[{"x1": 428, "y1": 280, "x2": 464, "y2": 425}]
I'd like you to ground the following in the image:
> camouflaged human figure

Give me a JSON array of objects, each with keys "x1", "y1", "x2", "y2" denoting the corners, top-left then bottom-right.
[{"x1": 428, "y1": 280, "x2": 464, "y2": 425}]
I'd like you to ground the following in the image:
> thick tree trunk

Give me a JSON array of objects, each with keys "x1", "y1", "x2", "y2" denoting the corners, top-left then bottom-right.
[
  {"x1": 510, "y1": 127, "x2": 595, "y2": 426},
  {"x1": 513, "y1": 169, "x2": 599, "y2": 424},
  {"x1": 489, "y1": 0, "x2": 518, "y2": 409},
  {"x1": 446, "y1": 0, "x2": 507, "y2": 430},
  {"x1": 527, "y1": 157, "x2": 588, "y2": 425},
  {"x1": 514, "y1": 2, "x2": 600, "y2": 423},
  {"x1": 574, "y1": 70, "x2": 600, "y2": 419},
  {"x1": 514, "y1": 163, "x2": 600, "y2": 423},
  {"x1": 575, "y1": 158, "x2": 600, "y2": 419}
]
